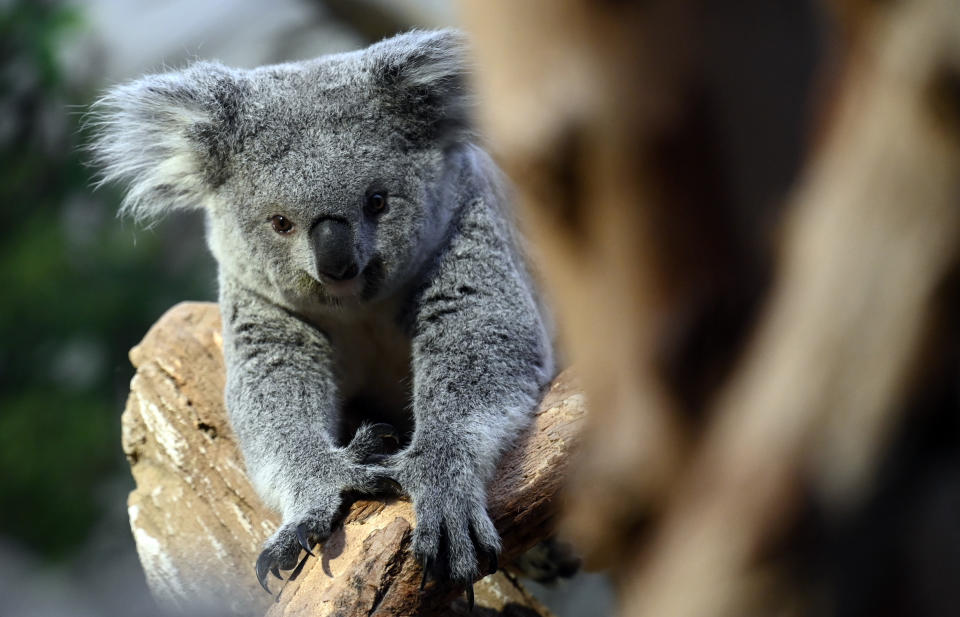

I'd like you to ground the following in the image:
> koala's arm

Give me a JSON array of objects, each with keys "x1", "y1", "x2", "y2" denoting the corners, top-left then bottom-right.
[
  {"x1": 399, "y1": 197, "x2": 554, "y2": 584},
  {"x1": 220, "y1": 281, "x2": 392, "y2": 577}
]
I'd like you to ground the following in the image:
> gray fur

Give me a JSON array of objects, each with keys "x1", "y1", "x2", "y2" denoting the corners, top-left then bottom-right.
[{"x1": 91, "y1": 29, "x2": 554, "y2": 590}]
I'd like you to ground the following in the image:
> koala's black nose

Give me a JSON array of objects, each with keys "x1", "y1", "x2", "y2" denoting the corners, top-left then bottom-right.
[{"x1": 311, "y1": 219, "x2": 360, "y2": 282}]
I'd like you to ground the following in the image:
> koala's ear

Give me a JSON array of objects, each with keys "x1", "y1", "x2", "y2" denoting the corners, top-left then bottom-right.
[
  {"x1": 89, "y1": 61, "x2": 247, "y2": 222},
  {"x1": 366, "y1": 29, "x2": 474, "y2": 143}
]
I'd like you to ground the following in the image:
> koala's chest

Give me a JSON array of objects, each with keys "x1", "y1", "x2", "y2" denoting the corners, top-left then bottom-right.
[{"x1": 322, "y1": 314, "x2": 412, "y2": 425}]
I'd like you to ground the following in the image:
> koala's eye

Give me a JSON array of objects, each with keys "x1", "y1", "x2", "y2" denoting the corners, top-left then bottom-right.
[
  {"x1": 270, "y1": 215, "x2": 294, "y2": 234},
  {"x1": 365, "y1": 192, "x2": 388, "y2": 216}
]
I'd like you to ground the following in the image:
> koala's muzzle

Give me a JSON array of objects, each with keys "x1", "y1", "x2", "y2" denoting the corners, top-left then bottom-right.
[{"x1": 311, "y1": 219, "x2": 360, "y2": 282}]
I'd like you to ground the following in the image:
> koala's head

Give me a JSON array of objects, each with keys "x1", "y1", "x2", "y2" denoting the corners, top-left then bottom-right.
[{"x1": 91, "y1": 29, "x2": 473, "y2": 310}]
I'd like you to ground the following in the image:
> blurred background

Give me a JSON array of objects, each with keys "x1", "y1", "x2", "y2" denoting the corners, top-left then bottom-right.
[{"x1": 0, "y1": 0, "x2": 613, "y2": 615}]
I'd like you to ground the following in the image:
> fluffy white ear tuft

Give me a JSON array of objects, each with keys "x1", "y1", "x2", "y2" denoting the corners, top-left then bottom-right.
[
  {"x1": 366, "y1": 29, "x2": 475, "y2": 143},
  {"x1": 87, "y1": 62, "x2": 245, "y2": 223}
]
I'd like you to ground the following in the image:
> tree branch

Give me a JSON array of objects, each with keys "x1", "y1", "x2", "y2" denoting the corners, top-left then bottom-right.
[{"x1": 121, "y1": 302, "x2": 582, "y2": 616}]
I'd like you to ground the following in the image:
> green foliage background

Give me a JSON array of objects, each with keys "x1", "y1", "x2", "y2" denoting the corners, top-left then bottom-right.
[{"x1": 0, "y1": 0, "x2": 215, "y2": 559}]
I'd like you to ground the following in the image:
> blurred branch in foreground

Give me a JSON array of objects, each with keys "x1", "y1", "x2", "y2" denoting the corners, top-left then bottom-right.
[{"x1": 462, "y1": 0, "x2": 960, "y2": 616}]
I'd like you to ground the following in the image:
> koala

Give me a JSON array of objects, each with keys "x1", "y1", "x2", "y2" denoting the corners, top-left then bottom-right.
[{"x1": 92, "y1": 30, "x2": 555, "y2": 605}]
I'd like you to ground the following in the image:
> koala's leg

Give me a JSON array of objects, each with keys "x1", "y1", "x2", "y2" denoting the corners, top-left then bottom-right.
[
  {"x1": 394, "y1": 201, "x2": 554, "y2": 605},
  {"x1": 220, "y1": 284, "x2": 398, "y2": 593}
]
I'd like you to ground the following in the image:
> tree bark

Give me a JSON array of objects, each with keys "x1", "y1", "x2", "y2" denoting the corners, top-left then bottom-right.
[{"x1": 121, "y1": 302, "x2": 583, "y2": 616}]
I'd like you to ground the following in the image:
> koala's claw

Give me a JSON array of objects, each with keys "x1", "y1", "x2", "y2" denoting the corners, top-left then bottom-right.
[
  {"x1": 411, "y1": 497, "x2": 500, "y2": 613},
  {"x1": 348, "y1": 423, "x2": 400, "y2": 464},
  {"x1": 255, "y1": 536, "x2": 317, "y2": 596},
  {"x1": 288, "y1": 552, "x2": 310, "y2": 582},
  {"x1": 478, "y1": 545, "x2": 498, "y2": 574},
  {"x1": 419, "y1": 555, "x2": 474, "y2": 611},
  {"x1": 375, "y1": 475, "x2": 403, "y2": 495},
  {"x1": 368, "y1": 422, "x2": 399, "y2": 447},
  {"x1": 255, "y1": 510, "x2": 336, "y2": 595},
  {"x1": 255, "y1": 551, "x2": 278, "y2": 595},
  {"x1": 419, "y1": 557, "x2": 432, "y2": 591},
  {"x1": 296, "y1": 523, "x2": 317, "y2": 556}
]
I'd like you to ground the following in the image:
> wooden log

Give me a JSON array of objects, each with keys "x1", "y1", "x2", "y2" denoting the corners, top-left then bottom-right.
[{"x1": 121, "y1": 301, "x2": 583, "y2": 616}]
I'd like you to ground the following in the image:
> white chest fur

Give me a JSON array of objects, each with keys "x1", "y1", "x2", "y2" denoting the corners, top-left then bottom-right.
[{"x1": 306, "y1": 300, "x2": 414, "y2": 437}]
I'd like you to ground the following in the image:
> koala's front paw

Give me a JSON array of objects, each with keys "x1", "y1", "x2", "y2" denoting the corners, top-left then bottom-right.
[
  {"x1": 256, "y1": 502, "x2": 337, "y2": 594},
  {"x1": 411, "y1": 483, "x2": 501, "y2": 610},
  {"x1": 254, "y1": 423, "x2": 401, "y2": 595}
]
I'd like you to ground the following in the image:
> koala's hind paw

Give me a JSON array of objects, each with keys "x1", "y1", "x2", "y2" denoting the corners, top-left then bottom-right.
[
  {"x1": 413, "y1": 494, "x2": 501, "y2": 610},
  {"x1": 348, "y1": 422, "x2": 399, "y2": 454},
  {"x1": 344, "y1": 424, "x2": 403, "y2": 495},
  {"x1": 345, "y1": 422, "x2": 401, "y2": 466}
]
